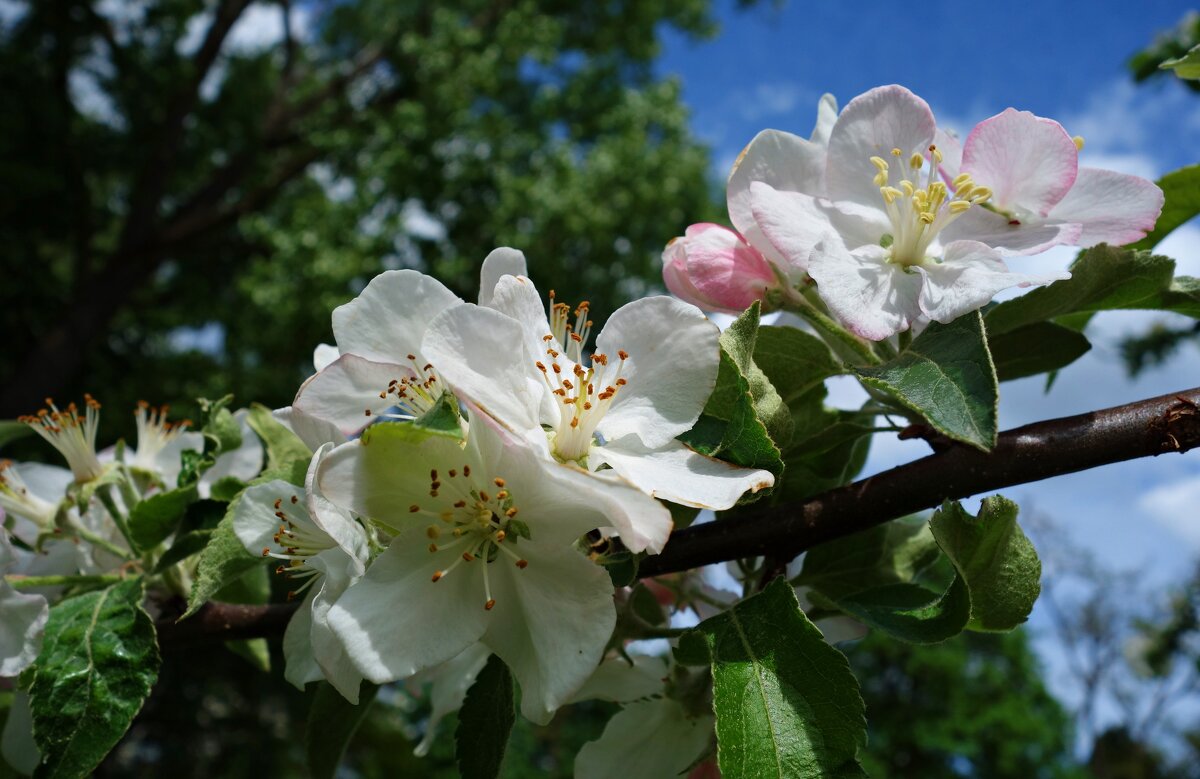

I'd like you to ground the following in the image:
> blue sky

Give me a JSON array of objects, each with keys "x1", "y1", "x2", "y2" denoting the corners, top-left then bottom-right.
[{"x1": 658, "y1": 0, "x2": 1200, "y2": 738}]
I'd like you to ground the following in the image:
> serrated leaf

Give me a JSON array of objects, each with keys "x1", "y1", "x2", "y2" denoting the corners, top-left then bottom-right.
[
  {"x1": 696, "y1": 578, "x2": 866, "y2": 779},
  {"x1": 797, "y1": 518, "x2": 943, "y2": 599},
  {"x1": 1160, "y1": 43, "x2": 1200, "y2": 79},
  {"x1": 126, "y1": 484, "x2": 198, "y2": 552},
  {"x1": 455, "y1": 654, "x2": 515, "y2": 779},
  {"x1": 0, "y1": 421, "x2": 34, "y2": 450},
  {"x1": 246, "y1": 402, "x2": 311, "y2": 470},
  {"x1": 720, "y1": 303, "x2": 793, "y2": 449},
  {"x1": 752, "y1": 325, "x2": 842, "y2": 406},
  {"x1": 206, "y1": 476, "x2": 246, "y2": 503},
  {"x1": 305, "y1": 681, "x2": 380, "y2": 779},
  {"x1": 777, "y1": 405, "x2": 873, "y2": 504},
  {"x1": 855, "y1": 312, "x2": 998, "y2": 450},
  {"x1": 29, "y1": 578, "x2": 160, "y2": 779},
  {"x1": 988, "y1": 321, "x2": 1092, "y2": 381},
  {"x1": 152, "y1": 529, "x2": 213, "y2": 573},
  {"x1": 986, "y1": 246, "x2": 1200, "y2": 336},
  {"x1": 930, "y1": 496, "x2": 1041, "y2": 631},
  {"x1": 198, "y1": 396, "x2": 241, "y2": 456},
  {"x1": 1131, "y1": 165, "x2": 1200, "y2": 251},
  {"x1": 182, "y1": 461, "x2": 306, "y2": 618}
]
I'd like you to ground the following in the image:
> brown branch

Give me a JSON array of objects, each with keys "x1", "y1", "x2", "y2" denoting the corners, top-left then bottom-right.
[{"x1": 156, "y1": 386, "x2": 1200, "y2": 644}]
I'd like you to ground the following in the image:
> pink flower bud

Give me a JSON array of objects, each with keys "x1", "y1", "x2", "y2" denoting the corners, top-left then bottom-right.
[{"x1": 662, "y1": 223, "x2": 779, "y2": 314}]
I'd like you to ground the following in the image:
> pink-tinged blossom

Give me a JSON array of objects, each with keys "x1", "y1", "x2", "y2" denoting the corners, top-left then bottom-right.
[
  {"x1": 750, "y1": 85, "x2": 1071, "y2": 340},
  {"x1": 948, "y1": 108, "x2": 1163, "y2": 247},
  {"x1": 662, "y1": 223, "x2": 779, "y2": 314}
]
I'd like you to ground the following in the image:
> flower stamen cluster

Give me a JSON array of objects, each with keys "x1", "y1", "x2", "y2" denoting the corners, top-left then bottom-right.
[
  {"x1": 131, "y1": 401, "x2": 192, "y2": 473},
  {"x1": 19, "y1": 396, "x2": 105, "y2": 483},
  {"x1": 263, "y1": 493, "x2": 336, "y2": 600}
]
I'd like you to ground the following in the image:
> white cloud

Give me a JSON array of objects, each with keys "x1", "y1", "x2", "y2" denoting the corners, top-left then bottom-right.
[
  {"x1": 738, "y1": 82, "x2": 810, "y2": 122},
  {"x1": 1140, "y1": 476, "x2": 1200, "y2": 547},
  {"x1": 178, "y1": 3, "x2": 311, "y2": 57}
]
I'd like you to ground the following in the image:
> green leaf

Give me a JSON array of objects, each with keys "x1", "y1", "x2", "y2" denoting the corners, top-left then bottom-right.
[
  {"x1": 988, "y1": 321, "x2": 1092, "y2": 381},
  {"x1": 930, "y1": 496, "x2": 1042, "y2": 631},
  {"x1": 198, "y1": 395, "x2": 242, "y2": 456},
  {"x1": 694, "y1": 578, "x2": 866, "y2": 779},
  {"x1": 0, "y1": 420, "x2": 34, "y2": 450},
  {"x1": 797, "y1": 518, "x2": 943, "y2": 600},
  {"x1": 1131, "y1": 165, "x2": 1200, "y2": 251},
  {"x1": 678, "y1": 306, "x2": 785, "y2": 485},
  {"x1": 630, "y1": 583, "x2": 667, "y2": 626},
  {"x1": 305, "y1": 681, "x2": 380, "y2": 779},
  {"x1": 986, "y1": 246, "x2": 1200, "y2": 336},
  {"x1": 602, "y1": 551, "x2": 639, "y2": 588},
  {"x1": 126, "y1": 484, "x2": 198, "y2": 552},
  {"x1": 413, "y1": 392, "x2": 465, "y2": 440},
  {"x1": 28, "y1": 578, "x2": 160, "y2": 779},
  {"x1": 182, "y1": 459, "x2": 306, "y2": 618},
  {"x1": 752, "y1": 325, "x2": 842, "y2": 407},
  {"x1": 1160, "y1": 43, "x2": 1200, "y2": 79},
  {"x1": 246, "y1": 402, "x2": 311, "y2": 470},
  {"x1": 152, "y1": 529, "x2": 213, "y2": 573},
  {"x1": 455, "y1": 654, "x2": 515, "y2": 779},
  {"x1": 225, "y1": 639, "x2": 271, "y2": 672},
  {"x1": 855, "y1": 312, "x2": 998, "y2": 450},
  {"x1": 777, "y1": 402, "x2": 873, "y2": 503},
  {"x1": 206, "y1": 476, "x2": 246, "y2": 503}
]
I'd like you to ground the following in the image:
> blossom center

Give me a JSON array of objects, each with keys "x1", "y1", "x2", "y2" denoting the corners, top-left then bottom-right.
[
  {"x1": 870, "y1": 145, "x2": 992, "y2": 267},
  {"x1": 131, "y1": 401, "x2": 192, "y2": 473},
  {"x1": 262, "y1": 493, "x2": 333, "y2": 600},
  {"x1": 368, "y1": 354, "x2": 442, "y2": 421},
  {"x1": 19, "y1": 396, "x2": 105, "y2": 484},
  {"x1": 536, "y1": 343, "x2": 628, "y2": 463},
  {"x1": 409, "y1": 468, "x2": 528, "y2": 611}
]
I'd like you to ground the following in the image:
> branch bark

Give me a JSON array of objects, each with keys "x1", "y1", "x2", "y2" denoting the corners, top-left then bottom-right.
[{"x1": 156, "y1": 386, "x2": 1200, "y2": 644}]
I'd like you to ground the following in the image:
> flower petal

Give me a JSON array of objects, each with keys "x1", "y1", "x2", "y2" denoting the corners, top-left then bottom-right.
[
  {"x1": 488, "y1": 274, "x2": 563, "y2": 367},
  {"x1": 293, "y1": 354, "x2": 407, "y2": 437},
  {"x1": 313, "y1": 343, "x2": 339, "y2": 372},
  {"x1": 934, "y1": 127, "x2": 963, "y2": 181},
  {"x1": 917, "y1": 240, "x2": 1071, "y2": 324},
  {"x1": 306, "y1": 443, "x2": 369, "y2": 565},
  {"x1": 570, "y1": 654, "x2": 668, "y2": 704},
  {"x1": 750, "y1": 182, "x2": 889, "y2": 272},
  {"x1": 960, "y1": 108, "x2": 1078, "y2": 215},
  {"x1": 663, "y1": 236, "x2": 726, "y2": 312},
  {"x1": 810, "y1": 92, "x2": 838, "y2": 147},
  {"x1": 308, "y1": 550, "x2": 366, "y2": 704},
  {"x1": 593, "y1": 296, "x2": 719, "y2": 449},
  {"x1": 575, "y1": 699, "x2": 713, "y2": 779},
  {"x1": 478, "y1": 247, "x2": 528, "y2": 308},
  {"x1": 938, "y1": 205, "x2": 1082, "y2": 256},
  {"x1": 0, "y1": 535, "x2": 47, "y2": 677},
  {"x1": 423, "y1": 303, "x2": 551, "y2": 441},
  {"x1": 825, "y1": 85, "x2": 937, "y2": 208},
  {"x1": 198, "y1": 409, "x2": 264, "y2": 498},
  {"x1": 808, "y1": 240, "x2": 923, "y2": 340},
  {"x1": 281, "y1": 590, "x2": 322, "y2": 689},
  {"x1": 1047, "y1": 167, "x2": 1165, "y2": 247},
  {"x1": 331, "y1": 269, "x2": 462, "y2": 364},
  {"x1": 273, "y1": 405, "x2": 344, "y2": 450},
  {"x1": 231, "y1": 479, "x2": 305, "y2": 555},
  {"x1": 481, "y1": 539, "x2": 616, "y2": 724},
  {"x1": 680, "y1": 224, "x2": 777, "y2": 313},
  {"x1": 727, "y1": 129, "x2": 827, "y2": 267},
  {"x1": 325, "y1": 527, "x2": 488, "y2": 683},
  {"x1": 593, "y1": 437, "x2": 774, "y2": 510}
]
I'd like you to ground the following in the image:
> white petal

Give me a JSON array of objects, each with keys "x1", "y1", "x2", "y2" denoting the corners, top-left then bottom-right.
[
  {"x1": 149, "y1": 431, "x2": 205, "y2": 490},
  {"x1": 231, "y1": 480, "x2": 306, "y2": 556},
  {"x1": 325, "y1": 528, "x2": 488, "y2": 683},
  {"x1": 593, "y1": 438, "x2": 774, "y2": 510},
  {"x1": 413, "y1": 643, "x2": 492, "y2": 757},
  {"x1": 199, "y1": 409, "x2": 264, "y2": 497},
  {"x1": 282, "y1": 590, "x2": 322, "y2": 690},
  {"x1": 273, "y1": 406, "x2": 342, "y2": 450},
  {"x1": 593, "y1": 297, "x2": 720, "y2": 449},
  {"x1": 293, "y1": 354, "x2": 411, "y2": 437},
  {"x1": 918, "y1": 241, "x2": 1070, "y2": 324},
  {"x1": 481, "y1": 540, "x2": 616, "y2": 724},
  {"x1": 750, "y1": 182, "x2": 889, "y2": 273},
  {"x1": 309, "y1": 550, "x2": 366, "y2": 703},
  {"x1": 825, "y1": 85, "x2": 937, "y2": 208},
  {"x1": 937, "y1": 205, "x2": 1081, "y2": 256},
  {"x1": 809, "y1": 240, "x2": 923, "y2": 340},
  {"x1": 575, "y1": 699, "x2": 713, "y2": 779},
  {"x1": 0, "y1": 534, "x2": 48, "y2": 677},
  {"x1": 488, "y1": 274, "x2": 566, "y2": 376},
  {"x1": 10, "y1": 462, "x2": 72, "y2": 504},
  {"x1": 423, "y1": 303, "x2": 550, "y2": 439},
  {"x1": 727, "y1": 129, "x2": 827, "y2": 268},
  {"x1": 810, "y1": 92, "x2": 838, "y2": 147},
  {"x1": 306, "y1": 443, "x2": 369, "y2": 565},
  {"x1": 478, "y1": 247, "x2": 529, "y2": 308},
  {"x1": 1047, "y1": 167, "x2": 1165, "y2": 247},
  {"x1": 570, "y1": 654, "x2": 668, "y2": 704},
  {"x1": 313, "y1": 343, "x2": 339, "y2": 372},
  {"x1": 934, "y1": 127, "x2": 963, "y2": 180},
  {"x1": 331, "y1": 270, "x2": 462, "y2": 364}
]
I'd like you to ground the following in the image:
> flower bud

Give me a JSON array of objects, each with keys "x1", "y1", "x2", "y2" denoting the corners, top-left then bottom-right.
[{"x1": 662, "y1": 223, "x2": 779, "y2": 314}]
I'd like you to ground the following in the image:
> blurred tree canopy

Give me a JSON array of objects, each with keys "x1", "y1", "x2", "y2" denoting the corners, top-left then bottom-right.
[{"x1": 0, "y1": 0, "x2": 732, "y2": 435}]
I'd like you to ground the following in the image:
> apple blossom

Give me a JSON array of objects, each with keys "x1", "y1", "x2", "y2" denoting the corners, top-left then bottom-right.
[
  {"x1": 0, "y1": 533, "x2": 49, "y2": 677},
  {"x1": 424, "y1": 272, "x2": 774, "y2": 547},
  {"x1": 233, "y1": 444, "x2": 369, "y2": 702},
  {"x1": 750, "y1": 85, "x2": 1072, "y2": 339},
  {"x1": 662, "y1": 223, "x2": 782, "y2": 314},
  {"x1": 942, "y1": 108, "x2": 1164, "y2": 248},
  {"x1": 319, "y1": 408, "x2": 663, "y2": 723},
  {"x1": 0, "y1": 460, "x2": 68, "y2": 531},
  {"x1": 18, "y1": 396, "x2": 105, "y2": 484}
]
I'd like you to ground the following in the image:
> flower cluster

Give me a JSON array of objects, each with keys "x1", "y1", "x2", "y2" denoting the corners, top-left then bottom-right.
[
  {"x1": 241, "y1": 248, "x2": 773, "y2": 724},
  {"x1": 664, "y1": 85, "x2": 1164, "y2": 340}
]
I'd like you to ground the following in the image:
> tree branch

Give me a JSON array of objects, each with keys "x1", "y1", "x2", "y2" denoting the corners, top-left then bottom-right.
[{"x1": 156, "y1": 386, "x2": 1200, "y2": 644}]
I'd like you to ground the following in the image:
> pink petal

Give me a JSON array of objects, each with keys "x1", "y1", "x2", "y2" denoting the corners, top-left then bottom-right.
[
  {"x1": 1047, "y1": 167, "x2": 1165, "y2": 247},
  {"x1": 960, "y1": 108, "x2": 1078, "y2": 216},
  {"x1": 917, "y1": 241, "x2": 1067, "y2": 324},
  {"x1": 662, "y1": 224, "x2": 776, "y2": 314},
  {"x1": 938, "y1": 206, "x2": 1082, "y2": 256},
  {"x1": 934, "y1": 127, "x2": 963, "y2": 181},
  {"x1": 662, "y1": 236, "x2": 721, "y2": 311},
  {"x1": 825, "y1": 85, "x2": 937, "y2": 208},
  {"x1": 808, "y1": 239, "x2": 923, "y2": 340}
]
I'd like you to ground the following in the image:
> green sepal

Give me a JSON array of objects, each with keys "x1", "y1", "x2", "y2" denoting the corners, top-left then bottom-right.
[
  {"x1": 305, "y1": 681, "x2": 380, "y2": 779},
  {"x1": 455, "y1": 654, "x2": 515, "y2": 779}
]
